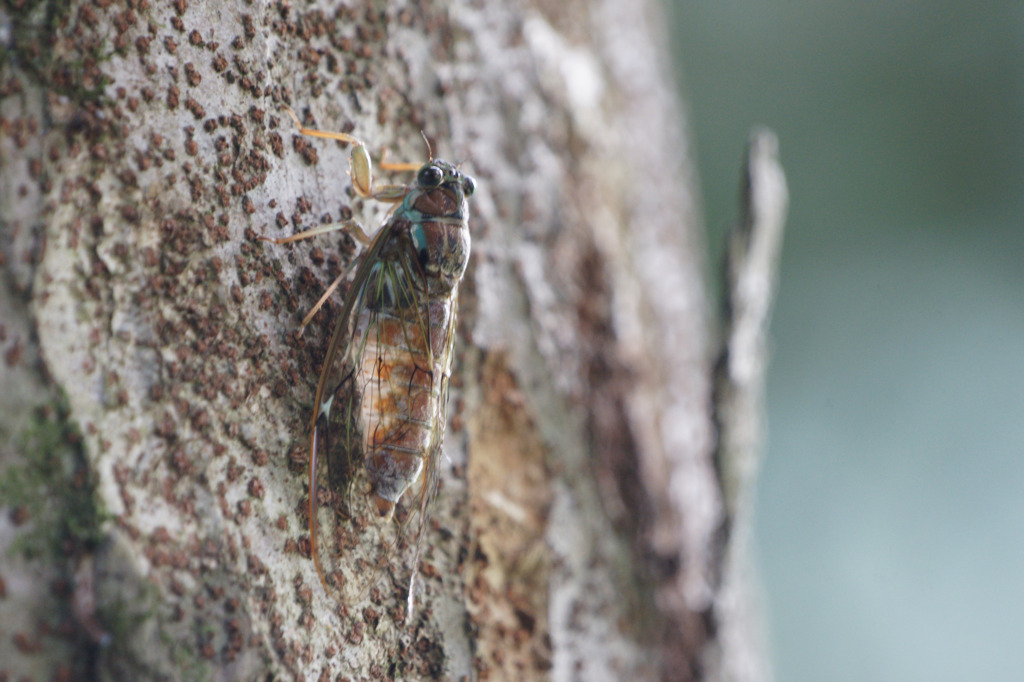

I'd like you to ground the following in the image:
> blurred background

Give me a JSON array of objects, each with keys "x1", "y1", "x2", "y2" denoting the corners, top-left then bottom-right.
[{"x1": 667, "y1": 2, "x2": 1024, "y2": 681}]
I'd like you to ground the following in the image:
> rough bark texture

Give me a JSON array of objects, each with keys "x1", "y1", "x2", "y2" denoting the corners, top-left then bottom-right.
[
  {"x1": 0, "y1": 0, "x2": 761, "y2": 680},
  {"x1": 708, "y1": 129, "x2": 788, "y2": 682}
]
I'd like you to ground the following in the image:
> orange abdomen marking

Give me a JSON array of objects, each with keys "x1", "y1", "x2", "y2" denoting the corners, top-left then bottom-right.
[{"x1": 355, "y1": 297, "x2": 455, "y2": 516}]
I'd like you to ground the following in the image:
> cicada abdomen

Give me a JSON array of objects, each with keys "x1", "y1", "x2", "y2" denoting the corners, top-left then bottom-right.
[
  {"x1": 355, "y1": 297, "x2": 457, "y2": 519},
  {"x1": 308, "y1": 159, "x2": 474, "y2": 614}
]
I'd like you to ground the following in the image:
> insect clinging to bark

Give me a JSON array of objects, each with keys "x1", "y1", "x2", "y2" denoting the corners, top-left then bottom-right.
[{"x1": 260, "y1": 106, "x2": 474, "y2": 616}]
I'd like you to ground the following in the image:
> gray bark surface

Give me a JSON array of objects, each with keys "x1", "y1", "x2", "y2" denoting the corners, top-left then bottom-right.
[{"x1": 0, "y1": 1, "x2": 781, "y2": 679}]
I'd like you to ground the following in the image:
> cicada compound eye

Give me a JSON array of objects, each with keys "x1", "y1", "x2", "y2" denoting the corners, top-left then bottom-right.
[
  {"x1": 417, "y1": 164, "x2": 443, "y2": 188},
  {"x1": 461, "y1": 175, "x2": 476, "y2": 197}
]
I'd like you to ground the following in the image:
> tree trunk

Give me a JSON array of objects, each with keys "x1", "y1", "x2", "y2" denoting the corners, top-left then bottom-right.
[{"x1": 0, "y1": 0, "x2": 784, "y2": 680}]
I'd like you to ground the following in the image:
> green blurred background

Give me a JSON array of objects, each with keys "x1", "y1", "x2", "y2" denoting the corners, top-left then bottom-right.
[{"x1": 668, "y1": 2, "x2": 1024, "y2": 680}]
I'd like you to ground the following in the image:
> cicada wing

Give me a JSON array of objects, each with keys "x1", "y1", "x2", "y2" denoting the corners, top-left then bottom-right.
[
  {"x1": 400, "y1": 298, "x2": 459, "y2": 616},
  {"x1": 308, "y1": 358, "x2": 363, "y2": 601},
  {"x1": 308, "y1": 218, "x2": 440, "y2": 605},
  {"x1": 306, "y1": 221, "x2": 405, "y2": 601},
  {"x1": 351, "y1": 243, "x2": 441, "y2": 587}
]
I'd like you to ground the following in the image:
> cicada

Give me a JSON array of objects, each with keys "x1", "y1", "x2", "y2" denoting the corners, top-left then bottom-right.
[{"x1": 262, "y1": 107, "x2": 474, "y2": 616}]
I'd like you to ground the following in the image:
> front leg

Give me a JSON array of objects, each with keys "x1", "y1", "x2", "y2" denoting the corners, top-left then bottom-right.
[{"x1": 282, "y1": 106, "x2": 412, "y2": 202}]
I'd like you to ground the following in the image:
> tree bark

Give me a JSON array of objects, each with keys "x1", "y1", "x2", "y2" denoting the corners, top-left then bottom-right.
[{"x1": 0, "y1": 0, "x2": 782, "y2": 680}]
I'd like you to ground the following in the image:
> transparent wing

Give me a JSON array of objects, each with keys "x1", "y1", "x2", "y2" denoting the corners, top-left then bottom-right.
[
  {"x1": 402, "y1": 295, "x2": 458, "y2": 616},
  {"x1": 308, "y1": 214, "x2": 453, "y2": 611}
]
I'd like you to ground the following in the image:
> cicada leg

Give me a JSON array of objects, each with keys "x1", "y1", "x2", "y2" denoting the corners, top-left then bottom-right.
[
  {"x1": 257, "y1": 220, "x2": 371, "y2": 334},
  {"x1": 281, "y1": 106, "x2": 413, "y2": 202},
  {"x1": 257, "y1": 219, "x2": 372, "y2": 246},
  {"x1": 378, "y1": 147, "x2": 422, "y2": 173}
]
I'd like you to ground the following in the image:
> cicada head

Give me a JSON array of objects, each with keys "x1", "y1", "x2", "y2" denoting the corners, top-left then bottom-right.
[{"x1": 409, "y1": 160, "x2": 475, "y2": 222}]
